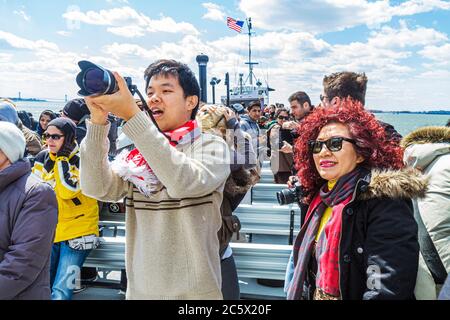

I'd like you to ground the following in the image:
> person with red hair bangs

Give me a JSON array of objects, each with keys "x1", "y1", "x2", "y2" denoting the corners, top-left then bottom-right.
[{"x1": 285, "y1": 99, "x2": 427, "y2": 300}]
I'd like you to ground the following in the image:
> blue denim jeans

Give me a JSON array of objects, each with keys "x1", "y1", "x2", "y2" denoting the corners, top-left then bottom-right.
[{"x1": 50, "y1": 241, "x2": 91, "y2": 300}]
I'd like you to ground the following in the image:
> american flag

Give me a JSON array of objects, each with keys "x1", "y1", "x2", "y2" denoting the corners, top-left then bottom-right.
[{"x1": 227, "y1": 17, "x2": 244, "y2": 33}]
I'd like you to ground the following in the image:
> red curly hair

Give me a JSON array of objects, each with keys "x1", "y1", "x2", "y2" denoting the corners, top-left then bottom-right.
[{"x1": 294, "y1": 99, "x2": 404, "y2": 203}]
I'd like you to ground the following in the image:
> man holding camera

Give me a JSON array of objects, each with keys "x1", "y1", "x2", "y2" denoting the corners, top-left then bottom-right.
[{"x1": 79, "y1": 60, "x2": 230, "y2": 300}]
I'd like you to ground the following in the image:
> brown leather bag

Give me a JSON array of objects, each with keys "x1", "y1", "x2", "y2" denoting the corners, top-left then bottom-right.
[{"x1": 218, "y1": 196, "x2": 241, "y2": 257}]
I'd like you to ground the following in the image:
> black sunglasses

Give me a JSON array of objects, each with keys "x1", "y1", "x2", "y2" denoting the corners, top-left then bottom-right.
[
  {"x1": 308, "y1": 137, "x2": 356, "y2": 154},
  {"x1": 43, "y1": 133, "x2": 65, "y2": 141},
  {"x1": 278, "y1": 116, "x2": 289, "y2": 120}
]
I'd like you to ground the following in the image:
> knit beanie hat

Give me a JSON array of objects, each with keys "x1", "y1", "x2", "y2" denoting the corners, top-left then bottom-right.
[
  {"x1": 0, "y1": 121, "x2": 26, "y2": 163},
  {"x1": 0, "y1": 100, "x2": 19, "y2": 125},
  {"x1": 47, "y1": 118, "x2": 77, "y2": 145},
  {"x1": 63, "y1": 98, "x2": 90, "y2": 123}
]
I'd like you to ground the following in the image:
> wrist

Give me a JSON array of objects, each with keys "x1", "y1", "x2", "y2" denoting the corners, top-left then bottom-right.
[
  {"x1": 122, "y1": 104, "x2": 140, "y2": 121},
  {"x1": 90, "y1": 116, "x2": 108, "y2": 126}
]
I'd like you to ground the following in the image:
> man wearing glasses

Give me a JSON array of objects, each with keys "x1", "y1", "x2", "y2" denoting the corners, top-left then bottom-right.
[{"x1": 321, "y1": 71, "x2": 402, "y2": 142}]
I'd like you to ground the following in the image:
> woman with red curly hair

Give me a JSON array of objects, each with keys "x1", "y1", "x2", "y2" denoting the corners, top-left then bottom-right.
[{"x1": 285, "y1": 99, "x2": 426, "y2": 300}]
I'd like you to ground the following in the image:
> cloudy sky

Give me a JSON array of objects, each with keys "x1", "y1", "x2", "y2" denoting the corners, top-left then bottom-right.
[{"x1": 1, "y1": 0, "x2": 449, "y2": 111}]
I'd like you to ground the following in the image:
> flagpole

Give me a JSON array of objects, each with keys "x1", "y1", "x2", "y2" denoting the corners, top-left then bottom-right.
[
  {"x1": 247, "y1": 18, "x2": 252, "y2": 86},
  {"x1": 245, "y1": 17, "x2": 258, "y2": 86}
]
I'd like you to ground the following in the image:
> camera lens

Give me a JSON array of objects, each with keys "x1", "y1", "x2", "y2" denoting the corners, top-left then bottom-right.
[
  {"x1": 76, "y1": 61, "x2": 118, "y2": 96},
  {"x1": 84, "y1": 68, "x2": 109, "y2": 95}
]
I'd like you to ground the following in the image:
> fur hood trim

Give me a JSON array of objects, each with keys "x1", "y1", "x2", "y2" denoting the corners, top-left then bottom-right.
[
  {"x1": 359, "y1": 167, "x2": 428, "y2": 200},
  {"x1": 401, "y1": 126, "x2": 450, "y2": 148}
]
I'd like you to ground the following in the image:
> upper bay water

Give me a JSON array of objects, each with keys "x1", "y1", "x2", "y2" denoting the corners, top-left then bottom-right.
[{"x1": 13, "y1": 100, "x2": 450, "y2": 137}]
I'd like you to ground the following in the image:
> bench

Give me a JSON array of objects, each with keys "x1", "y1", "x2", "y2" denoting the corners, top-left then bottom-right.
[
  {"x1": 84, "y1": 237, "x2": 291, "y2": 299},
  {"x1": 251, "y1": 183, "x2": 288, "y2": 205},
  {"x1": 234, "y1": 204, "x2": 300, "y2": 244},
  {"x1": 259, "y1": 168, "x2": 275, "y2": 184}
]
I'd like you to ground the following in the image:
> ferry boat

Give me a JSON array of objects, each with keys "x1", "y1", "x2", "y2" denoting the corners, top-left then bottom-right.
[{"x1": 221, "y1": 18, "x2": 275, "y2": 108}]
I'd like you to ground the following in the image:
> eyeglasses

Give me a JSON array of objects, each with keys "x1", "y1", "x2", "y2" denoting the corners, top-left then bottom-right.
[
  {"x1": 308, "y1": 137, "x2": 356, "y2": 154},
  {"x1": 278, "y1": 116, "x2": 289, "y2": 120},
  {"x1": 43, "y1": 133, "x2": 65, "y2": 141}
]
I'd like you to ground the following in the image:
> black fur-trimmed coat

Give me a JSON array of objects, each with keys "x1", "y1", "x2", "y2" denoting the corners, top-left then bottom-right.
[{"x1": 303, "y1": 167, "x2": 428, "y2": 300}]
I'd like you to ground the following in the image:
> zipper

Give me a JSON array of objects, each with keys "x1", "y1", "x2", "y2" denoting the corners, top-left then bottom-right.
[{"x1": 338, "y1": 178, "x2": 363, "y2": 299}]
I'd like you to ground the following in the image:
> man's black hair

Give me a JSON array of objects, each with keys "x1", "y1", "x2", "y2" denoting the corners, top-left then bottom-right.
[
  {"x1": 144, "y1": 60, "x2": 200, "y2": 120},
  {"x1": 248, "y1": 100, "x2": 261, "y2": 111},
  {"x1": 288, "y1": 91, "x2": 313, "y2": 110}
]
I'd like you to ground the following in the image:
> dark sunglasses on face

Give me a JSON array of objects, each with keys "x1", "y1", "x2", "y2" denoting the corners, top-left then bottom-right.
[
  {"x1": 43, "y1": 133, "x2": 65, "y2": 141},
  {"x1": 278, "y1": 116, "x2": 289, "y2": 120},
  {"x1": 309, "y1": 136, "x2": 356, "y2": 154}
]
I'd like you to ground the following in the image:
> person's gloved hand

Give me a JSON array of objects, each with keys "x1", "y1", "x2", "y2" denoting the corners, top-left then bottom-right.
[{"x1": 57, "y1": 139, "x2": 76, "y2": 158}]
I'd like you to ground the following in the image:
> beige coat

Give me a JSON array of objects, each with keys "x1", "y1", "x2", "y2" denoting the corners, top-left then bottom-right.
[
  {"x1": 80, "y1": 111, "x2": 230, "y2": 300},
  {"x1": 402, "y1": 126, "x2": 450, "y2": 300}
]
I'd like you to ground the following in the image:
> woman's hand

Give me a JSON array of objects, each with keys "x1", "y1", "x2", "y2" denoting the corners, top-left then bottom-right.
[{"x1": 223, "y1": 108, "x2": 236, "y2": 121}]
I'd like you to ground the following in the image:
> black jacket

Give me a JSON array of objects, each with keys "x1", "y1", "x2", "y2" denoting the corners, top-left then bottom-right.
[{"x1": 302, "y1": 167, "x2": 426, "y2": 300}]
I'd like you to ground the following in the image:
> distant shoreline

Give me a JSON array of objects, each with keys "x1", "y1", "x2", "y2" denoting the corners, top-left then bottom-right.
[
  {"x1": 370, "y1": 110, "x2": 450, "y2": 115},
  {"x1": 7, "y1": 97, "x2": 48, "y2": 102},
  {"x1": 4, "y1": 97, "x2": 450, "y2": 115}
]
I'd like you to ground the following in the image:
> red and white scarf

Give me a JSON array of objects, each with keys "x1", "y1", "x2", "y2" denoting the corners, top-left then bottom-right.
[{"x1": 111, "y1": 120, "x2": 200, "y2": 197}]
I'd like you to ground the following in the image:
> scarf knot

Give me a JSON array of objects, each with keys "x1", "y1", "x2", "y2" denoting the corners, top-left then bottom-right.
[
  {"x1": 111, "y1": 120, "x2": 200, "y2": 196},
  {"x1": 287, "y1": 167, "x2": 362, "y2": 300}
]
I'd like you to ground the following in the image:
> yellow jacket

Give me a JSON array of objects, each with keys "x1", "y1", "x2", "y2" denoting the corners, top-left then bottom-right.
[{"x1": 32, "y1": 146, "x2": 99, "y2": 243}]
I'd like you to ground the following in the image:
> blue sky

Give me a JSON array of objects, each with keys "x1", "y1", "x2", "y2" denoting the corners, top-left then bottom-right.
[{"x1": 1, "y1": 0, "x2": 449, "y2": 111}]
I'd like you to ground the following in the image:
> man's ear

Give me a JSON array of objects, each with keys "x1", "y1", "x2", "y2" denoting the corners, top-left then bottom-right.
[
  {"x1": 186, "y1": 95, "x2": 198, "y2": 111},
  {"x1": 332, "y1": 96, "x2": 341, "y2": 107}
]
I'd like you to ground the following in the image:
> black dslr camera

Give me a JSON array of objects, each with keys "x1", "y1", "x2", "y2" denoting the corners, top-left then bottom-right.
[
  {"x1": 277, "y1": 182, "x2": 304, "y2": 206},
  {"x1": 76, "y1": 60, "x2": 137, "y2": 96},
  {"x1": 74, "y1": 60, "x2": 162, "y2": 131}
]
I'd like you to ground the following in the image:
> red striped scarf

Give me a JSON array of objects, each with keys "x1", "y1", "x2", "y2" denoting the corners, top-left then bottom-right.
[
  {"x1": 287, "y1": 167, "x2": 361, "y2": 300},
  {"x1": 111, "y1": 120, "x2": 200, "y2": 196}
]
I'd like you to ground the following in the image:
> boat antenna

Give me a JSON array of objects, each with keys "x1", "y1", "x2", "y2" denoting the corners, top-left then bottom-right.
[{"x1": 245, "y1": 17, "x2": 258, "y2": 86}]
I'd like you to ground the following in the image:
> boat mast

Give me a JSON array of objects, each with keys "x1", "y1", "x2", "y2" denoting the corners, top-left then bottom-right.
[{"x1": 245, "y1": 17, "x2": 258, "y2": 86}]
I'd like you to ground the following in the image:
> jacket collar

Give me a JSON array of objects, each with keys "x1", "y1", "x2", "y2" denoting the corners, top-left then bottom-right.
[
  {"x1": 400, "y1": 127, "x2": 450, "y2": 170},
  {"x1": 357, "y1": 167, "x2": 428, "y2": 201},
  {"x1": 401, "y1": 126, "x2": 450, "y2": 148},
  {"x1": 0, "y1": 159, "x2": 31, "y2": 192}
]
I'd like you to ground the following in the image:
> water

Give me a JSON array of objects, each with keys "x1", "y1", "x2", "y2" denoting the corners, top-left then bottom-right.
[
  {"x1": 14, "y1": 100, "x2": 66, "y2": 119},
  {"x1": 13, "y1": 101, "x2": 450, "y2": 137},
  {"x1": 374, "y1": 113, "x2": 449, "y2": 137}
]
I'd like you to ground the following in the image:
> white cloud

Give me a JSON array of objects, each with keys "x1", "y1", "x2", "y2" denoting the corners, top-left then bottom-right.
[
  {"x1": 238, "y1": 0, "x2": 450, "y2": 34},
  {"x1": 13, "y1": 9, "x2": 31, "y2": 21},
  {"x1": 0, "y1": 30, "x2": 59, "y2": 51},
  {"x1": 96, "y1": 20, "x2": 450, "y2": 110},
  {"x1": 106, "y1": 0, "x2": 129, "y2": 3},
  {"x1": 368, "y1": 21, "x2": 448, "y2": 49},
  {"x1": 202, "y1": 3, "x2": 226, "y2": 21},
  {"x1": 419, "y1": 43, "x2": 450, "y2": 62},
  {"x1": 0, "y1": 53, "x2": 12, "y2": 62},
  {"x1": 62, "y1": 6, "x2": 199, "y2": 37},
  {"x1": 57, "y1": 30, "x2": 72, "y2": 37}
]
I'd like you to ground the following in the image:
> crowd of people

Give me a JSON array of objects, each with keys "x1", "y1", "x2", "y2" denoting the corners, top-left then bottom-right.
[{"x1": 0, "y1": 62, "x2": 449, "y2": 300}]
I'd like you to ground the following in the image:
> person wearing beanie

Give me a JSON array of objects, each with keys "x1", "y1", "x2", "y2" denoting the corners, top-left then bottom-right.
[
  {"x1": 0, "y1": 121, "x2": 58, "y2": 300},
  {"x1": 35, "y1": 110, "x2": 57, "y2": 139},
  {"x1": 32, "y1": 117, "x2": 99, "y2": 300},
  {"x1": 61, "y1": 99, "x2": 119, "y2": 160},
  {"x1": 0, "y1": 99, "x2": 43, "y2": 156}
]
